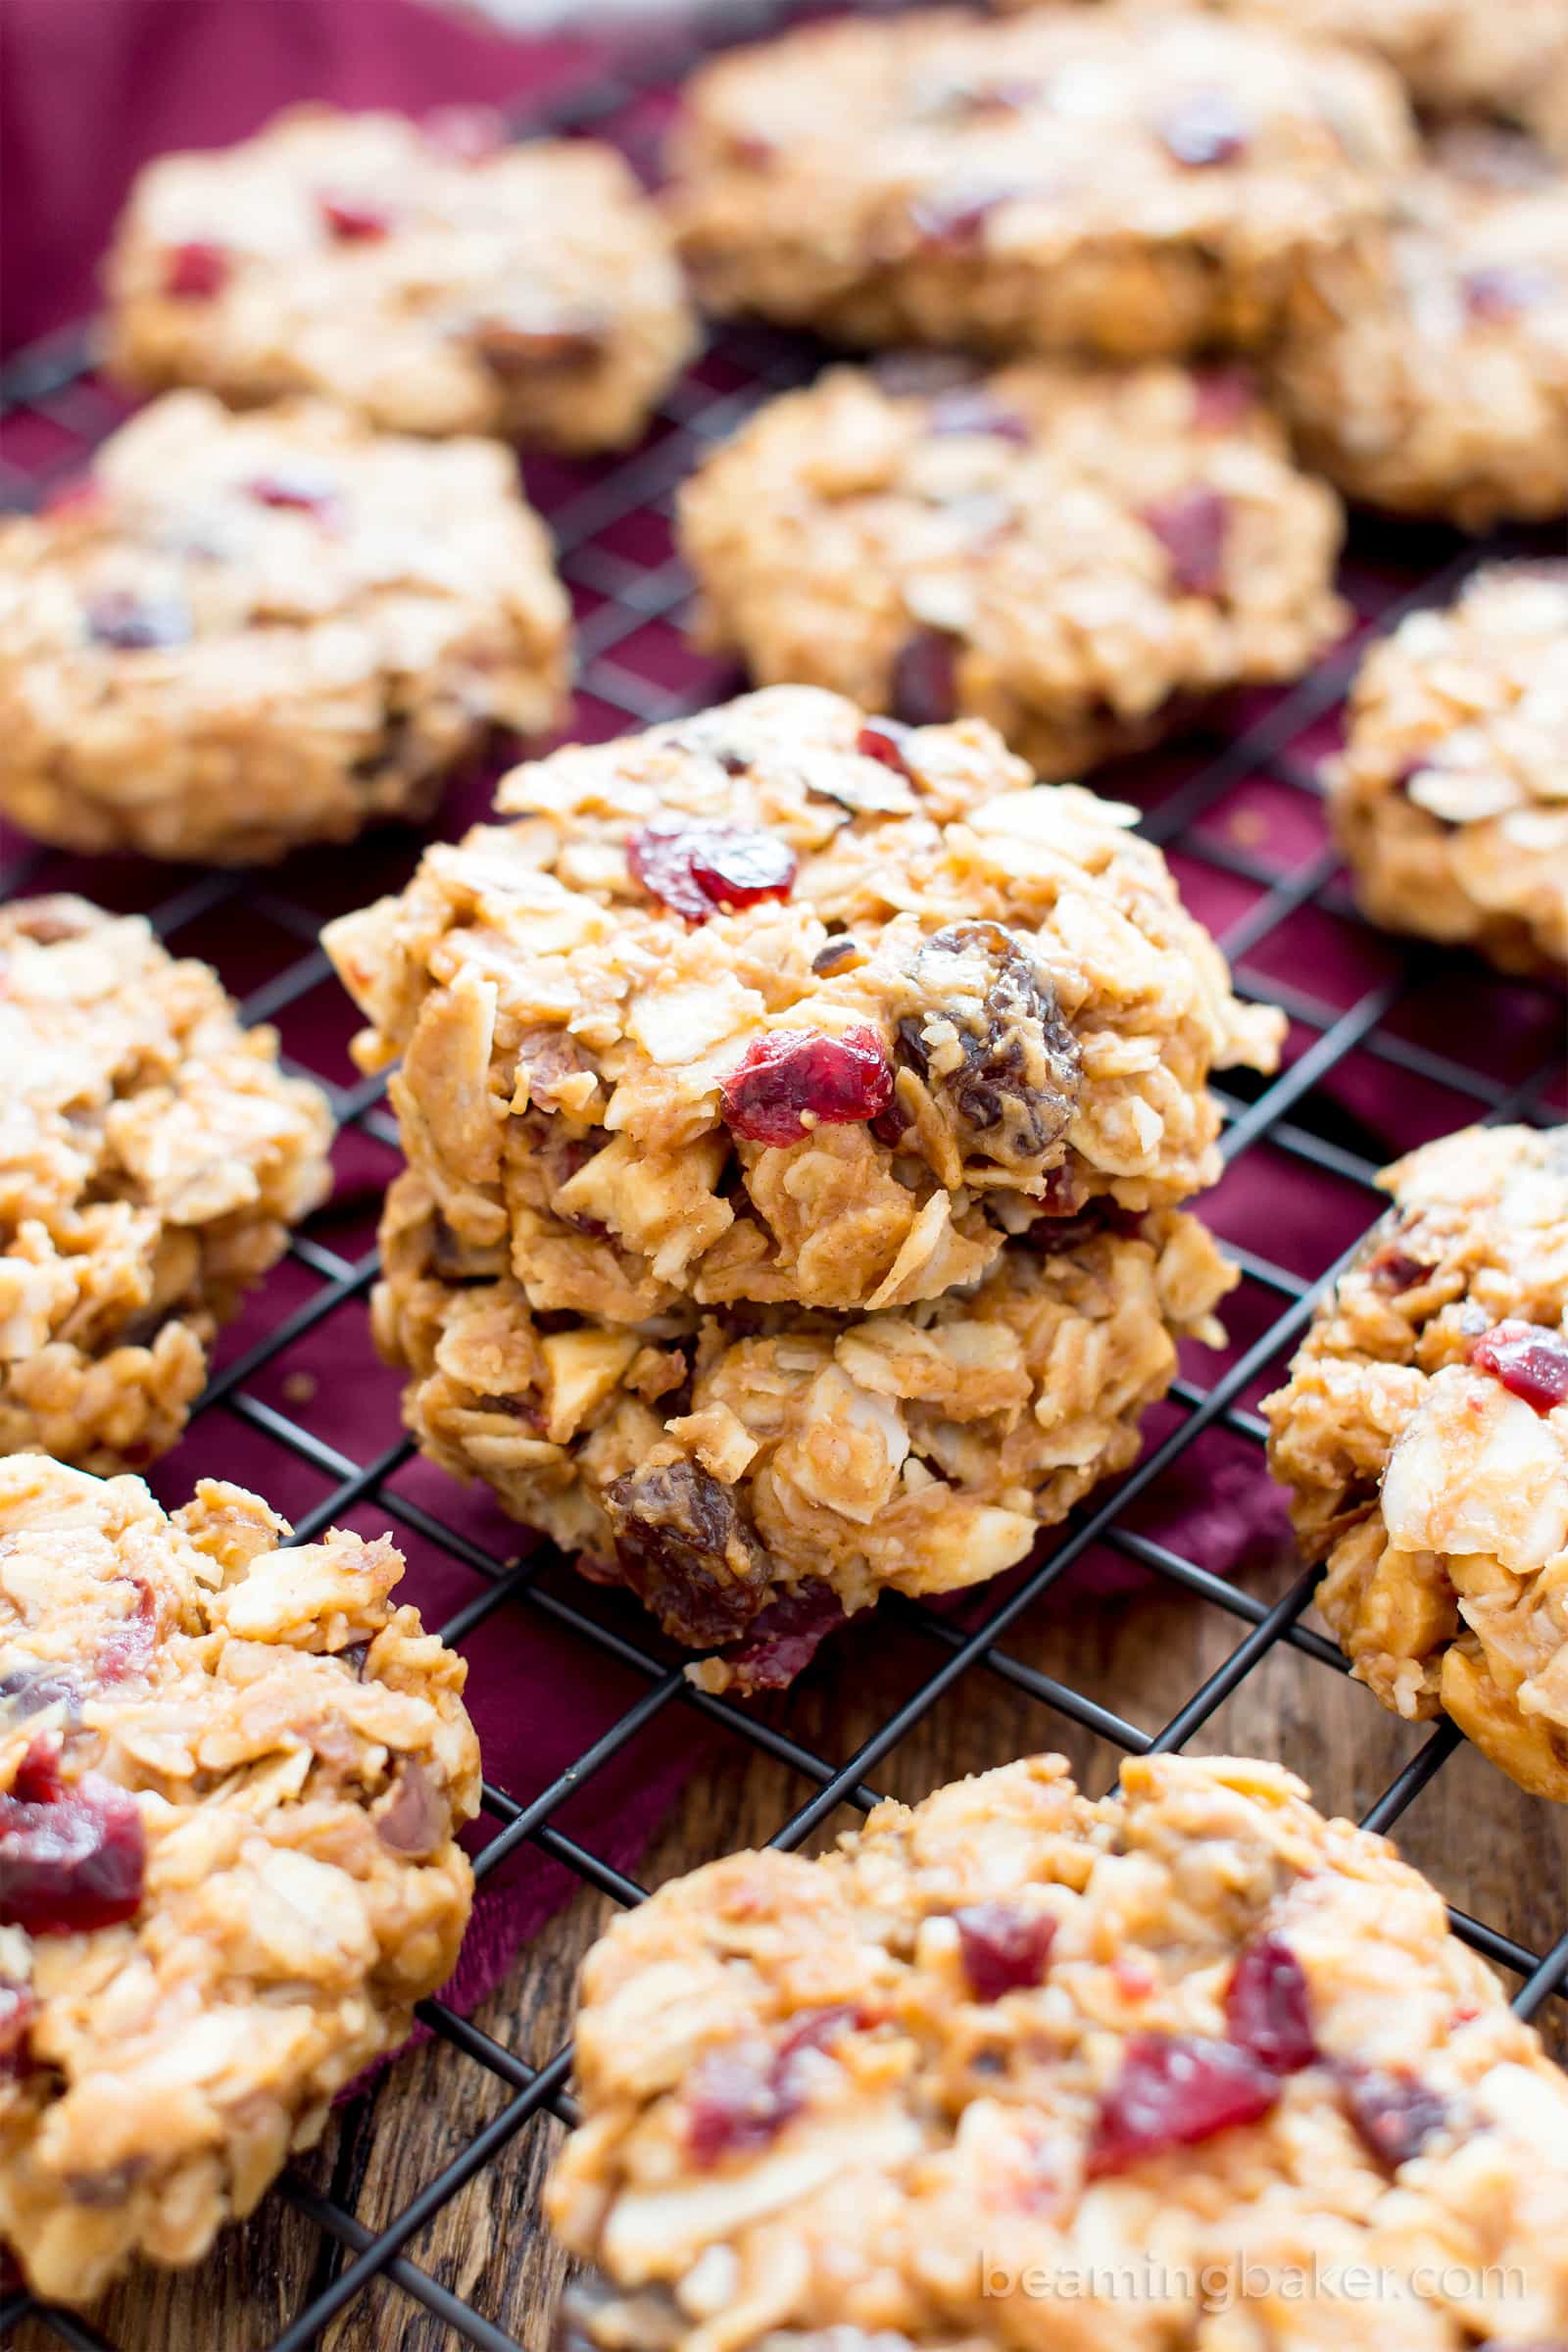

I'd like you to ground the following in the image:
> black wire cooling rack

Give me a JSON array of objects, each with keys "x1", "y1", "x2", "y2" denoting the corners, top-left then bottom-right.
[{"x1": 2, "y1": 8, "x2": 1567, "y2": 2346}]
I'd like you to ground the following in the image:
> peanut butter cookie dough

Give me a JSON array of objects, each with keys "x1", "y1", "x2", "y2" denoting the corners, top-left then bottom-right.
[
  {"x1": 1265, "y1": 1124, "x2": 1568, "y2": 1800},
  {"x1": 0, "y1": 897, "x2": 334, "y2": 1473},
  {"x1": 1272, "y1": 131, "x2": 1568, "y2": 529},
  {"x1": 1330, "y1": 564, "x2": 1568, "y2": 976},
  {"x1": 0, "y1": 1455, "x2": 480, "y2": 2306},
  {"x1": 105, "y1": 105, "x2": 696, "y2": 453},
  {"x1": 678, "y1": 358, "x2": 1347, "y2": 781},
  {"x1": 666, "y1": 6, "x2": 1414, "y2": 358},
  {"x1": 549, "y1": 1750, "x2": 1568, "y2": 2351},
  {"x1": 325, "y1": 687, "x2": 1281, "y2": 1325},
  {"x1": 0, "y1": 391, "x2": 570, "y2": 865},
  {"x1": 374, "y1": 1170, "x2": 1235, "y2": 1688},
  {"x1": 998, "y1": 0, "x2": 1568, "y2": 155}
]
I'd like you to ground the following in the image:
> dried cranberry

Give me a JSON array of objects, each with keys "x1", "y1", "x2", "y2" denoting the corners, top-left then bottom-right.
[
  {"x1": 96, "y1": 1581, "x2": 156, "y2": 1684},
  {"x1": 85, "y1": 591, "x2": 192, "y2": 652},
  {"x1": 0, "y1": 1979, "x2": 33, "y2": 2073},
  {"x1": 422, "y1": 104, "x2": 508, "y2": 163},
  {"x1": 928, "y1": 387, "x2": 1031, "y2": 443},
  {"x1": 1085, "y1": 2033, "x2": 1280, "y2": 2176},
  {"x1": 688, "y1": 2005, "x2": 858, "y2": 2166},
  {"x1": 1142, "y1": 489, "x2": 1229, "y2": 598},
  {"x1": 1340, "y1": 2066, "x2": 1449, "y2": 2167},
  {"x1": 955, "y1": 1903, "x2": 1056, "y2": 2000},
  {"x1": 1224, "y1": 1933, "x2": 1316, "y2": 2073},
  {"x1": 909, "y1": 182, "x2": 1013, "y2": 250},
  {"x1": 1463, "y1": 264, "x2": 1559, "y2": 323},
  {"x1": 247, "y1": 468, "x2": 343, "y2": 526},
  {"x1": 627, "y1": 820, "x2": 797, "y2": 923},
  {"x1": 857, "y1": 717, "x2": 915, "y2": 776},
  {"x1": 891, "y1": 630, "x2": 959, "y2": 726},
  {"x1": 318, "y1": 190, "x2": 396, "y2": 241},
  {"x1": 1155, "y1": 91, "x2": 1250, "y2": 169},
  {"x1": 164, "y1": 240, "x2": 229, "y2": 299},
  {"x1": 1191, "y1": 365, "x2": 1255, "y2": 431},
  {"x1": 1470, "y1": 1320, "x2": 1568, "y2": 1413},
  {"x1": 708, "y1": 1582, "x2": 848, "y2": 1694},
  {"x1": 720, "y1": 1026, "x2": 895, "y2": 1148},
  {"x1": 0, "y1": 1744, "x2": 145, "y2": 1936}
]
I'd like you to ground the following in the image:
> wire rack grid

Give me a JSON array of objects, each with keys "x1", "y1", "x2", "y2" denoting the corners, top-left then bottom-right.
[{"x1": 1, "y1": 9, "x2": 1567, "y2": 2347}]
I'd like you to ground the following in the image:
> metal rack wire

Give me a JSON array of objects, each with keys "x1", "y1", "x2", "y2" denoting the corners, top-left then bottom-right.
[{"x1": 1, "y1": 7, "x2": 1566, "y2": 2345}]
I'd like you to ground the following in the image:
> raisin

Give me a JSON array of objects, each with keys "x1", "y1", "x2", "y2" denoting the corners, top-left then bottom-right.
[
  {"x1": 0, "y1": 1979, "x2": 32, "y2": 2074},
  {"x1": 470, "y1": 315, "x2": 607, "y2": 374},
  {"x1": 891, "y1": 630, "x2": 959, "y2": 725},
  {"x1": 898, "y1": 921, "x2": 1082, "y2": 1173},
  {"x1": 603, "y1": 1462, "x2": 773, "y2": 1645},
  {"x1": 1141, "y1": 489, "x2": 1229, "y2": 598},
  {"x1": 375, "y1": 1759, "x2": 449, "y2": 1859},
  {"x1": 1340, "y1": 2065, "x2": 1450, "y2": 2167}
]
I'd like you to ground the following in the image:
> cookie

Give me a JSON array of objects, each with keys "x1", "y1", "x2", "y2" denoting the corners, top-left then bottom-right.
[
  {"x1": 0, "y1": 391, "x2": 570, "y2": 864},
  {"x1": 1330, "y1": 564, "x2": 1568, "y2": 976},
  {"x1": 374, "y1": 1170, "x2": 1235, "y2": 1686},
  {"x1": 324, "y1": 687, "x2": 1281, "y2": 1325},
  {"x1": 0, "y1": 897, "x2": 334, "y2": 1472},
  {"x1": 1265, "y1": 1124, "x2": 1568, "y2": 1799},
  {"x1": 548, "y1": 1749, "x2": 1568, "y2": 2350},
  {"x1": 1272, "y1": 130, "x2": 1568, "y2": 529},
  {"x1": 678, "y1": 357, "x2": 1347, "y2": 781},
  {"x1": 104, "y1": 104, "x2": 696, "y2": 453},
  {"x1": 0, "y1": 1455, "x2": 480, "y2": 2305},
  {"x1": 666, "y1": 7, "x2": 1413, "y2": 358},
  {"x1": 997, "y1": 0, "x2": 1568, "y2": 155}
]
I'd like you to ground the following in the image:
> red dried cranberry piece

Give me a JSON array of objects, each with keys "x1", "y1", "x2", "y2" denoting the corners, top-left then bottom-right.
[
  {"x1": 422, "y1": 104, "x2": 508, "y2": 163},
  {"x1": 164, "y1": 240, "x2": 229, "y2": 299},
  {"x1": 96, "y1": 1581, "x2": 157, "y2": 1685},
  {"x1": 709, "y1": 1582, "x2": 848, "y2": 1694},
  {"x1": 1224, "y1": 1933, "x2": 1316, "y2": 2073},
  {"x1": 909, "y1": 182, "x2": 1013, "y2": 250},
  {"x1": 1085, "y1": 2033, "x2": 1281, "y2": 2176},
  {"x1": 86, "y1": 591, "x2": 192, "y2": 652},
  {"x1": 628, "y1": 820, "x2": 797, "y2": 923},
  {"x1": 1340, "y1": 2066, "x2": 1449, "y2": 2167},
  {"x1": 857, "y1": 717, "x2": 916, "y2": 776},
  {"x1": 1470, "y1": 1320, "x2": 1568, "y2": 1414},
  {"x1": 0, "y1": 1743, "x2": 145, "y2": 1936},
  {"x1": 0, "y1": 1979, "x2": 33, "y2": 2073},
  {"x1": 318, "y1": 190, "x2": 397, "y2": 241},
  {"x1": 891, "y1": 630, "x2": 959, "y2": 726},
  {"x1": 955, "y1": 1903, "x2": 1056, "y2": 2001},
  {"x1": 927, "y1": 387, "x2": 1031, "y2": 443},
  {"x1": 720, "y1": 1026, "x2": 895, "y2": 1149},
  {"x1": 687, "y1": 2005, "x2": 858, "y2": 2165},
  {"x1": 1191, "y1": 365, "x2": 1255, "y2": 431},
  {"x1": 1141, "y1": 489, "x2": 1229, "y2": 598},
  {"x1": 1463, "y1": 264, "x2": 1559, "y2": 323},
  {"x1": 247, "y1": 467, "x2": 344, "y2": 526},
  {"x1": 1155, "y1": 91, "x2": 1250, "y2": 169}
]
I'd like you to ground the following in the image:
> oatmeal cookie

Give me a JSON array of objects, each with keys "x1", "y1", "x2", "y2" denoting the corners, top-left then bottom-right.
[
  {"x1": 1330, "y1": 564, "x2": 1568, "y2": 976},
  {"x1": 0, "y1": 1454, "x2": 480, "y2": 2305},
  {"x1": 548, "y1": 1749, "x2": 1568, "y2": 2351},
  {"x1": 665, "y1": 7, "x2": 1414, "y2": 358},
  {"x1": 0, "y1": 391, "x2": 570, "y2": 865},
  {"x1": 678, "y1": 358, "x2": 1347, "y2": 781},
  {"x1": 1265, "y1": 1124, "x2": 1568, "y2": 1800},
  {"x1": 998, "y1": 0, "x2": 1568, "y2": 155},
  {"x1": 1272, "y1": 131, "x2": 1568, "y2": 529},
  {"x1": 325, "y1": 687, "x2": 1281, "y2": 1324},
  {"x1": 104, "y1": 105, "x2": 695, "y2": 453},
  {"x1": 0, "y1": 897, "x2": 334, "y2": 1473},
  {"x1": 374, "y1": 1170, "x2": 1236, "y2": 1687}
]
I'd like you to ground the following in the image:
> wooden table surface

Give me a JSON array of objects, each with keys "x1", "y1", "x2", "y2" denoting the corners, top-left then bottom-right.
[{"x1": 24, "y1": 1551, "x2": 1568, "y2": 2352}]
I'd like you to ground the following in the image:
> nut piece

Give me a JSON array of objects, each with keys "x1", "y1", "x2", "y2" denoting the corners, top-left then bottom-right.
[
  {"x1": 1264, "y1": 1123, "x2": 1568, "y2": 1798},
  {"x1": 546, "y1": 1749, "x2": 1568, "y2": 2350},
  {"x1": 0, "y1": 896, "x2": 334, "y2": 1472},
  {"x1": 105, "y1": 104, "x2": 695, "y2": 454},
  {"x1": 678, "y1": 357, "x2": 1347, "y2": 781},
  {"x1": 0, "y1": 391, "x2": 570, "y2": 864},
  {"x1": 0, "y1": 1456, "x2": 481, "y2": 2306},
  {"x1": 1329, "y1": 564, "x2": 1568, "y2": 977}
]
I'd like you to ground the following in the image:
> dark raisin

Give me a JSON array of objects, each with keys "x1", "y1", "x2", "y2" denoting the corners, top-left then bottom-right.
[
  {"x1": 1224, "y1": 1933, "x2": 1316, "y2": 2073},
  {"x1": 811, "y1": 936, "x2": 861, "y2": 976},
  {"x1": 0, "y1": 1978, "x2": 33, "y2": 2074},
  {"x1": 891, "y1": 630, "x2": 959, "y2": 725},
  {"x1": 0, "y1": 1667, "x2": 80, "y2": 1721},
  {"x1": 899, "y1": 921, "x2": 1082, "y2": 1174},
  {"x1": 955, "y1": 1903, "x2": 1056, "y2": 2000},
  {"x1": 1141, "y1": 489, "x2": 1229, "y2": 598},
  {"x1": 470, "y1": 315, "x2": 607, "y2": 373},
  {"x1": 1367, "y1": 1246, "x2": 1431, "y2": 1294},
  {"x1": 603, "y1": 1462, "x2": 773, "y2": 1645},
  {"x1": 1340, "y1": 2065, "x2": 1450, "y2": 2167}
]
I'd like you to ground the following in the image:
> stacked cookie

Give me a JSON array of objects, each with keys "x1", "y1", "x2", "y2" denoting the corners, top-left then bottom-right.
[{"x1": 324, "y1": 684, "x2": 1280, "y2": 1689}]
